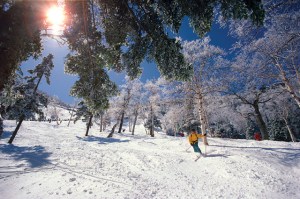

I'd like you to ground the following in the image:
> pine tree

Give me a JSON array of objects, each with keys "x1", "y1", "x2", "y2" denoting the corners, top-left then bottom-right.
[
  {"x1": 268, "y1": 119, "x2": 290, "y2": 142},
  {"x1": 95, "y1": 0, "x2": 265, "y2": 81},
  {"x1": 0, "y1": 1, "x2": 56, "y2": 91},
  {"x1": 73, "y1": 101, "x2": 94, "y2": 136},
  {"x1": 65, "y1": 3, "x2": 118, "y2": 136},
  {"x1": 144, "y1": 115, "x2": 162, "y2": 133},
  {"x1": 0, "y1": 54, "x2": 54, "y2": 144}
]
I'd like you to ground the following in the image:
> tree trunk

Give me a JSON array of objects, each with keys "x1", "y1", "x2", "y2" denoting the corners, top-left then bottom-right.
[
  {"x1": 253, "y1": 103, "x2": 269, "y2": 140},
  {"x1": 118, "y1": 112, "x2": 125, "y2": 133},
  {"x1": 275, "y1": 61, "x2": 300, "y2": 108},
  {"x1": 283, "y1": 118, "x2": 297, "y2": 142},
  {"x1": 0, "y1": 116, "x2": 3, "y2": 138},
  {"x1": 132, "y1": 112, "x2": 138, "y2": 135},
  {"x1": 283, "y1": 80, "x2": 300, "y2": 108},
  {"x1": 67, "y1": 105, "x2": 76, "y2": 127},
  {"x1": 33, "y1": 73, "x2": 43, "y2": 94},
  {"x1": 8, "y1": 115, "x2": 25, "y2": 144},
  {"x1": 150, "y1": 106, "x2": 154, "y2": 137},
  {"x1": 56, "y1": 118, "x2": 61, "y2": 125},
  {"x1": 107, "y1": 120, "x2": 120, "y2": 138},
  {"x1": 196, "y1": 92, "x2": 209, "y2": 145},
  {"x1": 100, "y1": 113, "x2": 103, "y2": 132},
  {"x1": 203, "y1": 107, "x2": 210, "y2": 135},
  {"x1": 128, "y1": 117, "x2": 132, "y2": 132},
  {"x1": 85, "y1": 115, "x2": 93, "y2": 136}
]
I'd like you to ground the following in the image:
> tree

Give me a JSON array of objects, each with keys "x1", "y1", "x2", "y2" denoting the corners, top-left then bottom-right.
[
  {"x1": 96, "y1": 0, "x2": 265, "y2": 81},
  {"x1": 144, "y1": 115, "x2": 162, "y2": 132},
  {"x1": 179, "y1": 90, "x2": 200, "y2": 133},
  {"x1": 225, "y1": 0, "x2": 300, "y2": 108},
  {"x1": 0, "y1": 1, "x2": 54, "y2": 90},
  {"x1": 264, "y1": 90, "x2": 299, "y2": 142},
  {"x1": 106, "y1": 78, "x2": 143, "y2": 137},
  {"x1": 73, "y1": 101, "x2": 93, "y2": 136},
  {"x1": 0, "y1": 54, "x2": 54, "y2": 144},
  {"x1": 116, "y1": 77, "x2": 140, "y2": 134},
  {"x1": 231, "y1": 88, "x2": 273, "y2": 140},
  {"x1": 126, "y1": 78, "x2": 143, "y2": 135},
  {"x1": 182, "y1": 37, "x2": 225, "y2": 144},
  {"x1": 65, "y1": 1, "x2": 118, "y2": 136},
  {"x1": 144, "y1": 79, "x2": 162, "y2": 137},
  {"x1": 67, "y1": 101, "x2": 78, "y2": 127},
  {"x1": 47, "y1": 96, "x2": 63, "y2": 125},
  {"x1": 268, "y1": 119, "x2": 290, "y2": 142},
  {"x1": 218, "y1": 0, "x2": 300, "y2": 141},
  {"x1": 106, "y1": 83, "x2": 133, "y2": 137},
  {"x1": 106, "y1": 97, "x2": 123, "y2": 138},
  {"x1": 94, "y1": 110, "x2": 106, "y2": 132}
]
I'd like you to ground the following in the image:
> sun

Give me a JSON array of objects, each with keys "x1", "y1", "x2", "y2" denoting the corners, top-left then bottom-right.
[{"x1": 46, "y1": 5, "x2": 65, "y2": 32}]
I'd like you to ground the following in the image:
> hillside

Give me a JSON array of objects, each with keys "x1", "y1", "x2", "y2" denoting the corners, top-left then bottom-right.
[
  {"x1": 0, "y1": 120, "x2": 299, "y2": 199},
  {"x1": 42, "y1": 94, "x2": 73, "y2": 121}
]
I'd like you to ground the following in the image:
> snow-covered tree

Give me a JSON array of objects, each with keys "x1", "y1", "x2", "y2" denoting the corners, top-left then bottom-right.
[
  {"x1": 0, "y1": 54, "x2": 54, "y2": 144},
  {"x1": 106, "y1": 77, "x2": 141, "y2": 137},
  {"x1": 144, "y1": 79, "x2": 162, "y2": 137},
  {"x1": 126, "y1": 78, "x2": 144, "y2": 135},
  {"x1": 182, "y1": 37, "x2": 226, "y2": 144},
  {"x1": 67, "y1": 100, "x2": 79, "y2": 127},
  {"x1": 263, "y1": 89, "x2": 300, "y2": 142},
  {"x1": 224, "y1": 0, "x2": 300, "y2": 108},
  {"x1": 47, "y1": 96, "x2": 62, "y2": 125}
]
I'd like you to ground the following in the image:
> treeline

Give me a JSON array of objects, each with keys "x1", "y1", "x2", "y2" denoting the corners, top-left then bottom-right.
[{"x1": 94, "y1": 77, "x2": 299, "y2": 142}]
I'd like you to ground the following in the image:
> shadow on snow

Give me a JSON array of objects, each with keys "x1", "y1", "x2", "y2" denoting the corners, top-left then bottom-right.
[
  {"x1": 76, "y1": 135, "x2": 130, "y2": 144},
  {"x1": 205, "y1": 154, "x2": 230, "y2": 158},
  {"x1": 0, "y1": 131, "x2": 12, "y2": 139},
  {"x1": 0, "y1": 144, "x2": 52, "y2": 168},
  {"x1": 210, "y1": 144, "x2": 300, "y2": 166}
]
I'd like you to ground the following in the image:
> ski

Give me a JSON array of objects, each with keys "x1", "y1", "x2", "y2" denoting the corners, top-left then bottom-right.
[
  {"x1": 195, "y1": 153, "x2": 205, "y2": 161},
  {"x1": 195, "y1": 155, "x2": 201, "y2": 161}
]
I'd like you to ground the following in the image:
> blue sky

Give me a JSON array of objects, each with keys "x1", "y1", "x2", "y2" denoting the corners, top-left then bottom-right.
[{"x1": 20, "y1": 18, "x2": 235, "y2": 104}]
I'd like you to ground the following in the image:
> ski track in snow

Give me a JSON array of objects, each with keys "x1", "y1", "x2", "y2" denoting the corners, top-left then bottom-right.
[{"x1": 0, "y1": 120, "x2": 299, "y2": 199}]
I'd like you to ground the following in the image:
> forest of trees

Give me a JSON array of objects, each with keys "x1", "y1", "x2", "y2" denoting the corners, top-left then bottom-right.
[
  {"x1": 0, "y1": 0, "x2": 299, "y2": 143},
  {"x1": 95, "y1": 74, "x2": 300, "y2": 142}
]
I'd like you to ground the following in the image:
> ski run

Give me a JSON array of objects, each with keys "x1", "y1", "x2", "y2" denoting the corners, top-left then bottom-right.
[{"x1": 0, "y1": 120, "x2": 299, "y2": 199}]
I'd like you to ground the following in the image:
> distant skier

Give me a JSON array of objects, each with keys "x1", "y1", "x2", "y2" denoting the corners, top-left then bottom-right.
[
  {"x1": 254, "y1": 132, "x2": 262, "y2": 141},
  {"x1": 188, "y1": 129, "x2": 207, "y2": 156}
]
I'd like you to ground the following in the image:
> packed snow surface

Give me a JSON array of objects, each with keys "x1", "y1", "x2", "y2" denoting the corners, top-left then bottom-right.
[{"x1": 0, "y1": 120, "x2": 299, "y2": 199}]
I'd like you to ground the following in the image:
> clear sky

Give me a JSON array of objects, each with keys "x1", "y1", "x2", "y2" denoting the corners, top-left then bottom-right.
[{"x1": 20, "y1": 18, "x2": 235, "y2": 104}]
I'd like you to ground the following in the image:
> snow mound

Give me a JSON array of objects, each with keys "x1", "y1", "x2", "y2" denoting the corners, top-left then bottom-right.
[{"x1": 0, "y1": 120, "x2": 299, "y2": 199}]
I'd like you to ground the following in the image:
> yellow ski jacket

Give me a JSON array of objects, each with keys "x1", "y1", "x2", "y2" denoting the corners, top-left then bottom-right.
[{"x1": 188, "y1": 133, "x2": 205, "y2": 144}]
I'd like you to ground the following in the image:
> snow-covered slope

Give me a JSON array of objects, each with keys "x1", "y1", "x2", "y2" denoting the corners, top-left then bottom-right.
[
  {"x1": 42, "y1": 95, "x2": 73, "y2": 120},
  {"x1": 0, "y1": 120, "x2": 299, "y2": 199},
  {"x1": 42, "y1": 105, "x2": 73, "y2": 120}
]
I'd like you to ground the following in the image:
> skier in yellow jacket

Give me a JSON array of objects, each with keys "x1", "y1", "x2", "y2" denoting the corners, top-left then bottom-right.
[{"x1": 188, "y1": 129, "x2": 206, "y2": 155}]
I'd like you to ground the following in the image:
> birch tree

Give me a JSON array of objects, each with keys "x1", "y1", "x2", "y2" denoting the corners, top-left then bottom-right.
[
  {"x1": 127, "y1": 78, "x2": 143, "y2": 135},
  {"x1": 182, "y1": 37, "x2": 225, "y2": 145}
]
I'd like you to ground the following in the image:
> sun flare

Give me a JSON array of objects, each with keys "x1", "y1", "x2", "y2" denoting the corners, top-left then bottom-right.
[{"x1": 46, "y1": 5, "x2": 65, "y2": 31}]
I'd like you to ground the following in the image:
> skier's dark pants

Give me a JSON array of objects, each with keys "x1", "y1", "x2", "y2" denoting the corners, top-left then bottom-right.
[{"x1": 191, "y1": 142, "x2": 202, "y2": 154}]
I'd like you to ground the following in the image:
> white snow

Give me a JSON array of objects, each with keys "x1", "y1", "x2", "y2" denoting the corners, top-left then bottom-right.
[
  {"x1": 43, "y1": 104, "x2": 73, "y2": 120},
  {"x1": 0, "y1": 120, "x2": 299, "y2": 199}
]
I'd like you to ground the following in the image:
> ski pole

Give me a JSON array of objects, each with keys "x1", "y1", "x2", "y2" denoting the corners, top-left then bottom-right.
[{"x1": 185, "y1": 146, "x2": 191, "y2": 152}]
